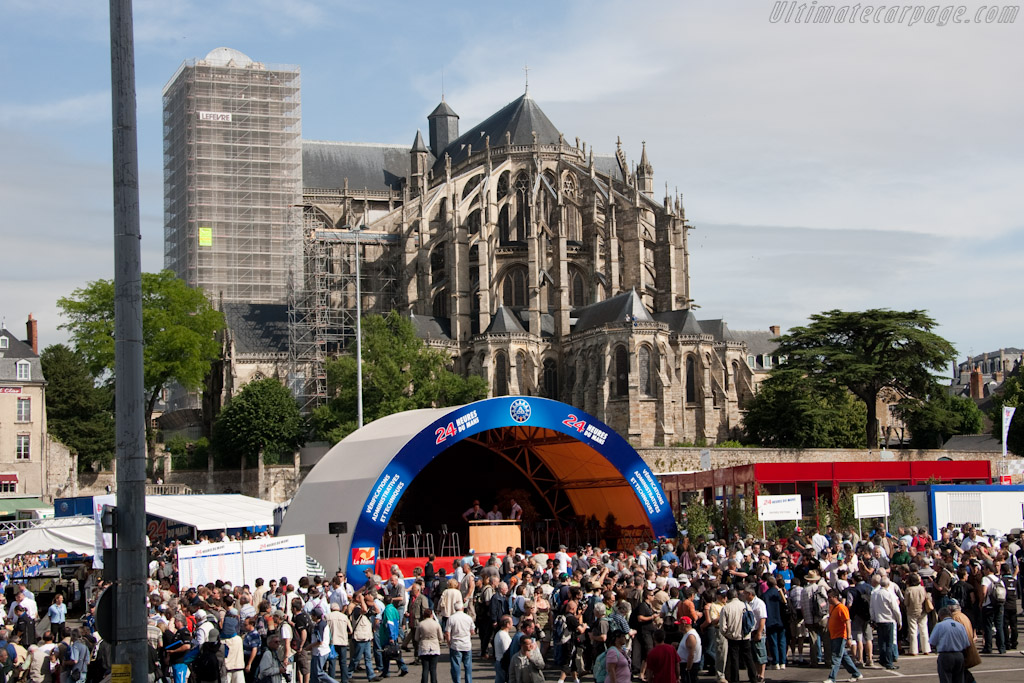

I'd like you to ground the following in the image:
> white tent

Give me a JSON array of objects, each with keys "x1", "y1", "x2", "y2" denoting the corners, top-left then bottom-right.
[
  {"x1": 99, "y1": 494, "x2": 277, "y2": 533},
  {"x1": 0, "y1": 519, "x2": 94, "y2": 560}
]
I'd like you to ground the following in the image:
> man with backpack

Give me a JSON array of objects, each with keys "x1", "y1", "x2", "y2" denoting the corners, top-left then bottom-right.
[
  {"x1": 718, "y1": 589, "x2": 756, "y2": 683},
  {"x1": 801, "y1": 570, "x2": 829, "y2": 667},
  {"x1": 291, "y1": 598, "x2": 314, "y2": 683},
  {"x1": 980, "y1": 563, "x2": 1006, "y2": 654}
]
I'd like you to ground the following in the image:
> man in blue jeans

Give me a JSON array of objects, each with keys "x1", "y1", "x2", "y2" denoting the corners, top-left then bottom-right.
[
  {"x1": 870, "y1": 576, "x2": 902, "y2": 670},
  {"x1": 824, "y1": 590, "x2": 862, "y2": 683},
  {"x1": 445, "y1": 605, "x2": 475, "y2": 683}
]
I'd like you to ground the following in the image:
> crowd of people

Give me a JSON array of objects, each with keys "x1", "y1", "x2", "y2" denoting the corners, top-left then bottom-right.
[{"x1": 0, "y1": 522, "x2": 1018, "y2": 683}]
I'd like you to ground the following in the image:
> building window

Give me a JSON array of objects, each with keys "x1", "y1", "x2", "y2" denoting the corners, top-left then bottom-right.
[
  {"x1": 569, "y1": 269, "x2": 587, "y2": 308},
  {"x1": 513, "y1": 172, "x2": 530, "y2": 241},
  {"x1": 516, "y1": 352, "x2": 528, "y2": 395},
  {"x1": 15, "y1": 361, "x2": 30, "y2": 381},
  {"x1": 502, "y1": 267, "x2": 528, "y2": 308},
  {"x1": 614, "y1": 345, "x2": 629, "y2": 397},
  {"x1": 430, "y1": 243, "x2": 446, "y2": 286},
  {"x1": 0, "y1": 482, "x2": 15, "y2": 493},
  {"x1": 432, "y1": 290, "x2": 449, "y2": 319},
  {"x1": 16, "y1": 398, "x2": 30, "y2": 422},
  {"x1": 638, "y1": 345, "x2": 654, "y2": 396},
  {"x1": 763, "y1": 355, "x2": 772, "y2": 369},
  {"x1": 16, "y1": 434, "x2": 30, "y2": 460},
  {"x1": 0, "y1": 337, "x2": 7, "y2": 349},
  {"x1": 494, "y1": 352, "x2": 509, "y2": 397},
  {"x1": 747, "y1": 355, "x2": 755, "y2": 370},
  {"x1": 543, "y1": 358, "x2": 558, "y2": 399},
  {"x1": 686, "y1": 356, "x2": 696, "y2": 403}
]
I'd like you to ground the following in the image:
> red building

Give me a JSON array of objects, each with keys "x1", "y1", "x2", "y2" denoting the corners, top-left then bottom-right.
[{"x1": 658, "y1": 460, "x2": 992, "y2": 530}]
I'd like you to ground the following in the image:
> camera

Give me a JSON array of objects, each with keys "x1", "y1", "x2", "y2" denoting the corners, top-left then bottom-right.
[{"x1": 283, "y1": 674, "x2": 291, "y2": 682}]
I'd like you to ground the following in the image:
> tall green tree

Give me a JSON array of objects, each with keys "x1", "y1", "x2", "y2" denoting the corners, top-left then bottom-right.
[
  {"x1": 991, "y1": 374, "x2": 1024, "y2": 456},
  {"x1": 898, "y1": 391, "x2": 984, "y2": 449},
  {"x1": 213, "y1": 378, "x2": 306, "y2": 467},
  {"x1": 773, "y1": 309, "x2": 956, "y2": 449},
  {"x1": 57, "y1": 270, "x2": 225, "y2": 462},
  {"x1": 743, "y1": 370, "x2": 866, "y2": 448},
  {"x1": 39, "y1": 344, "x2": 116, "y2": 470},
  {"x1": 312, "y1": 313, "x2": 488, "y2": 443}
]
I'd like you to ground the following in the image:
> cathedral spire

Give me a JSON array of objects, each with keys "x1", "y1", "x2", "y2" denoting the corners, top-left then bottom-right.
[{"x1": 636, "y1": 140, "x2": 654, "y2": 197}]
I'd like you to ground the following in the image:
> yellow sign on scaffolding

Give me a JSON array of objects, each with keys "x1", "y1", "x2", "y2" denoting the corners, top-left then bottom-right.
[{"x1": 198, "y1": 227, "x2": 213, "y2": 247}]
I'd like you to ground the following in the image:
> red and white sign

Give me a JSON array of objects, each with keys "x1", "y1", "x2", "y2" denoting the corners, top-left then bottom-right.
[
  {"x1": 999, "y1": 475, "x2": 1012, "y2": 485},
  {"x1": 0, "y1": 387, "x2": 22, "y2": 394}
]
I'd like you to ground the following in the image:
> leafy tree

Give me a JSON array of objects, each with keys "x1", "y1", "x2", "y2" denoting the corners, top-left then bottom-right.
[
  {"x1": 990, "y1": 374, "x2": 1024, "y2": 456},
  {"x1": 39, "y1": 344, "x2": 115, "y2": 470},
  {"x1": 743, "y1": 371, "x2": 866, "y2": 448},
  {"x1": 213, "y1": 378, "x2": 306, "y2": 467},
  {"x1": 898, "y1": 392, "x2": 984, "y2": 449},
  {"x1": 680, "y1": 493, "x2": 712, "y2": 541},
  {"x1": 57, "y1": 270, "x2": 225, "y2": 463},
  {"x1": 312, "y1": 313, "x2": 488, "y2": 443},
  {"x1": 164, "y1": 435, "x2": 210, "y2": 470},
  {"x1": 773, "y1": 309, "x2": 956, "y2": 449}
]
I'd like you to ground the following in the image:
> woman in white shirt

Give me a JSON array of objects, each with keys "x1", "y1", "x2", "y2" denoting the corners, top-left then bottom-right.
[{"x1": 416, "y1": 609, "x2": 444, "y2": 683}]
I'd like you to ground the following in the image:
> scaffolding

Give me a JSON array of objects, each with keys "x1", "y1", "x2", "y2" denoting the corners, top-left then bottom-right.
[
  {"x1": 163, "y1": 50, "x2": 302, "y2": 304},
  {"x1": 289, "y1": 210, "x2": 401, "y2": 413}
]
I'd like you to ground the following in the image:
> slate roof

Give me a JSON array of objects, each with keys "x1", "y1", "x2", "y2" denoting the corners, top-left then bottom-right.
[
  {"x1": 484, "y1": 306, "x2": 527, "y2": 335},
  {"x1": 653, "y1": 309, "x2": 704, "y2": 335},
  {"x1": 572, "y1": 289, "x2": 654, "y2": 334},
  {"x1": 697, "y1": 319, "x2": 736, "y2": 343},
  {"x1": 429, "y1": 100, "x2": 458, "y2": 119},
  {"x1": 222, "y1": 303, "x2": 290, "y2": 355},
  {"x1": 435, "y1": 94, "x2": 562, "y2": 170},
  {"x1": 941, "y1": 434, "x2": 1003, "y2": 452},
  {"x1": 409, "y1": 314, "x2": 451, "y2": 340},
  {"x1": 0, "y1": 328, "x2": 44, "y2": 383},
  {"x1": 730, "y1": 329, "x2": 778, "y2": 356},
  {"x1": 303, "y1": 140, "x2": 424, "y2": 192}
]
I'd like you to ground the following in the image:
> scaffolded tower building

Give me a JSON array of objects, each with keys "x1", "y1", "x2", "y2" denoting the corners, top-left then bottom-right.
[{"x1": 163, "y1": 47, "x2": 302, "y2": 304}]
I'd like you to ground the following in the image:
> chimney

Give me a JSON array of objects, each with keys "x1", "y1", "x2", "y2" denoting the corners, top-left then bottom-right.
[
  {"x1": 993, "y1": 370, "x2": 1004, "y2": 385},
  {"x1": 969, "y1": 368, "x2": 983, "y2": 400},
  {"x1": 769, "y1": 325, "x2": 781, "y2": 337},
  {"x1": 25, "y1": 314, "x2": 38, "y2": 355}
]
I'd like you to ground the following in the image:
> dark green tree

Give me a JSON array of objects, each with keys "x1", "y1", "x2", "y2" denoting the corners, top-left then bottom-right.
[
  {"x1": 743, "y1": 370, "x2": 866, "y2": 448},
  {"x1": 39, "y1": 344, "x2": 115, "y2": 470},
  {"x1": 57, "y1": 270, "x2": 225, "y2": 463},
  {"x1": 898, "y1": 392, "x2": 984, "y2": 449},
  {"x1": 990, "y1": 374, "x2": 1024, "y2": 456},
  {"x1": 213, "y1": 378, "x2": 306, "y2": 467},
  {"x1": 772, "y1": 309, "x2": 956, "y2": 449},
  {"x1": 312, "y1": 313, "x2": 488, "y2": 443}
]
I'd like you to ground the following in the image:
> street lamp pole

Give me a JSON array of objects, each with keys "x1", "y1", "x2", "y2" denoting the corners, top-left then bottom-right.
[{"x1": 346, "y1": 225, "x2": 367, "y2": 429}]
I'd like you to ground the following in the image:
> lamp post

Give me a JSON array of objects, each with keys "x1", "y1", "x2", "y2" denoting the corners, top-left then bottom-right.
[{"x1": 343, "y1": 225, "x2": 368, "y2": 429}]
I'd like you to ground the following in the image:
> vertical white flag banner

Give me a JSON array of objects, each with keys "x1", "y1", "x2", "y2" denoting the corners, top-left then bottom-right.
[{"x1": 1003, "y1": 406, "x2": 1017, "y2": 460}]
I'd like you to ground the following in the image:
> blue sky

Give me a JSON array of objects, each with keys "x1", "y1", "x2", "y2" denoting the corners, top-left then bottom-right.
[{"x1": 1, "y1": 0, "x2": 1021, "y2": 367}]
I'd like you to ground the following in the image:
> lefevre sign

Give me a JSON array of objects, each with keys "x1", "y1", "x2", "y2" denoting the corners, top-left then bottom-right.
[{"x1": 757, "y1": 494, "x2": 804, "y2": 521}]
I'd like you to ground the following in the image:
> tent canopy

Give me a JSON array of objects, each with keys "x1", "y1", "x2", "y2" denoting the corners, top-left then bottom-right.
[
  {"x1": 0, "y1": 519, "x2": 94, "y2": 560},
  {"x1": 105, "y1": 494, "x2": 276, "y2": 532}
]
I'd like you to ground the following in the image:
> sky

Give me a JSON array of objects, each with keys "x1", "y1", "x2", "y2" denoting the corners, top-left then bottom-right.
[{"x1": 1, "y1": 0, "x2": 1021, "y2": 369}]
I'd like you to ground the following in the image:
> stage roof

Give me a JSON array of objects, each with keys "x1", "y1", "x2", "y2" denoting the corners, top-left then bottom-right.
[{"x1": 280, "y1": 399, "x2": 663, "y2": 579}]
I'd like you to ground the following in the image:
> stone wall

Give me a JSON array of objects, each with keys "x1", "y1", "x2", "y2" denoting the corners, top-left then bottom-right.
[{"x1": 637, "y1": 446, "x2": 1005, "y2": 473}]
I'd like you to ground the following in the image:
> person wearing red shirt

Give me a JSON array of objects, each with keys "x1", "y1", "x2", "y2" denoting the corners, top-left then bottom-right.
[{"x1": 645, "y1": 629, "x2": 680, "y2": 683}]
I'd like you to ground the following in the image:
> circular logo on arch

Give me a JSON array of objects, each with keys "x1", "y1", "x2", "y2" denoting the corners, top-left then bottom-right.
[{"x1": 509, "y1": 398, "x2": 532, "y2": 423}]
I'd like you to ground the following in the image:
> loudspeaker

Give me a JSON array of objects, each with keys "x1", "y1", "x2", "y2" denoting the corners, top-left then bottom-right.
[{"x1": 328, "y1": 521, "x2": 348, "y2": 535}]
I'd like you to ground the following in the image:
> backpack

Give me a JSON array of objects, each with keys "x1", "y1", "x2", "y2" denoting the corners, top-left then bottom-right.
[
  {"x1": 500, "y1": 646, "x2": 512, "y2": 676},
  {"x1": 991, "y1": 577, "x2": 1007, "y2": 604},
  {"x1": 511, "y1": 597, "x2": 524, "y2": 619},
  {"x1": 582, "y1": 595, "x2": 600, "y2": 627},
  {"x1": 593, "y1": 650, "x2": 608, "y2": 683},
  {"x1": 194, "y1": 646, "x2": 220, "y2": 682},
  {"x1": 809, "y1": 585, "x2": 828, "y2": 624},
  {"x1": 553, "y1": 614, "x2": 570, "y2": 644},
  {"x1": 741, "y1": 607, "x2": 757, "y2": 637}
]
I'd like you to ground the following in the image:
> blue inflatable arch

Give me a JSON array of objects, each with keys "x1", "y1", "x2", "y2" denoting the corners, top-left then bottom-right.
[{"x1": 279, "y1": 397, "x2": 676, "y2": 587}]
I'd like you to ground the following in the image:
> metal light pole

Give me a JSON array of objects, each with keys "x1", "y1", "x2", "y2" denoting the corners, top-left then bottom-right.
[
  {"x1": 344, "y1": 225, "x2": 367, "y2": 429},
  {"x1": 109, "y1": 1, "x2": 148, "y2": 682}
]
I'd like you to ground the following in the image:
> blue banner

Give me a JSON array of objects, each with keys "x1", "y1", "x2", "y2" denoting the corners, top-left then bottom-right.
[{"x1": 347, "y1": 397, "x2": 676, "y2": 586}]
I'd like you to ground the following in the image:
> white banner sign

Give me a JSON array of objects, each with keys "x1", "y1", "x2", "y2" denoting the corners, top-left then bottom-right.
[
  {"x1": 198, "y1": 110, "x2": 232, "y2": 122},
  {"x1": 854, "y1": 492, "x2": 890, "y2": 519},
  {"x1": 177, "y1": 534, "x2": 306, "y2": 590},
  {"x1": 1003, "y1": 406, "x2": 1017, "y2": 460},
  {"x1": 757, "y1": 494, "x2": 803, "y2": 521}
]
